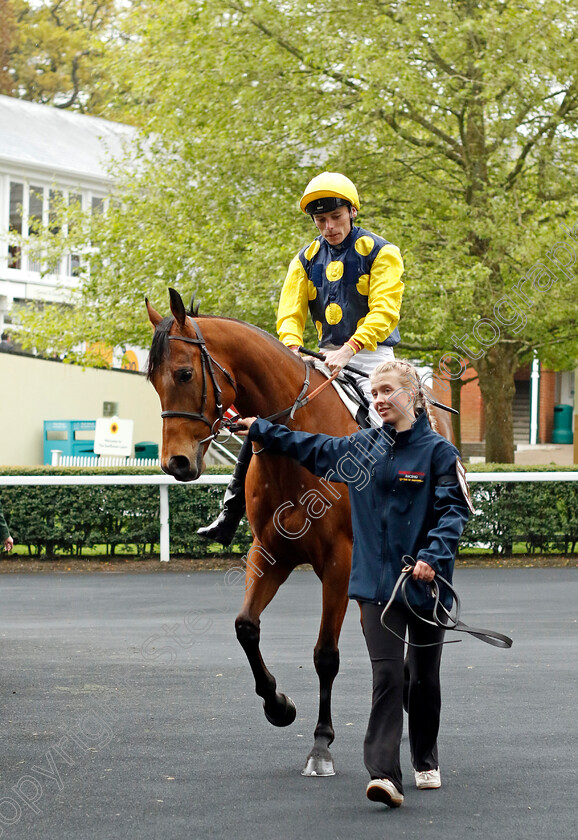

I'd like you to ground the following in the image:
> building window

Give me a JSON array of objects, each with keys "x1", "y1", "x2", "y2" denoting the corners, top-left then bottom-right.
[
  {"x1": 67, "y1": 192, "x2": 82, "y2": 277},
  {"x1": 28, "y1": 185, "x2": 44, "y2": 273},
  {"x1": 6, "y1": 184, "x2": 100, "y2": 277},
  {"x1": 49, "y1": 189, "x2": 63, "y2": 234},
  {"x1": 8, "y1": 182, "x2": 23, "y2": 269},
  {"x1": 48, "y1": 189, "x2": 64, "y2": 275}
]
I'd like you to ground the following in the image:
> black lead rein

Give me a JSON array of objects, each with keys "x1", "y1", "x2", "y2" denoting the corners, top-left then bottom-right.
[{"x1": 380, "y1": 555, "x2": 513, "y2": 649}]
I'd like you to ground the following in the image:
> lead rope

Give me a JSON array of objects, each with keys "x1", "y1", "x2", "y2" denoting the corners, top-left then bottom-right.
[{"x1": 380, "y1": 555, "x2": 513, "y2": 649}]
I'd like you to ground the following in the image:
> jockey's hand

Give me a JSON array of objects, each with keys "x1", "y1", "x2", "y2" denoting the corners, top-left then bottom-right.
[
  {"x1": 288, "y1": 345, "x2": 302, "y2": 355},
  {"x1": 412, "y1": 560, "x2": 435, "y2": 583},
  {"x1": 233, "y1": 417, "x2": 257, "y2": 436},
  {"x1": 323, "y1": 344, "x2": 354, "y2": 373}
]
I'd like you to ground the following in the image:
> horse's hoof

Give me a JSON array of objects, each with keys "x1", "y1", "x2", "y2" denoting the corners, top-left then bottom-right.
[
  {"x1": 301, "y1": 746, "x2": 336, "y2": 777},
  {"x1": 263, "y1": 693, "x2": 297, "y2": 727}
]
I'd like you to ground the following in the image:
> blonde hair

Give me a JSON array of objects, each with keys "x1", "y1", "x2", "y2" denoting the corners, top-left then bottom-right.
[{"x1": 369, "y1": 360, "x2": 438, "y2": 431}]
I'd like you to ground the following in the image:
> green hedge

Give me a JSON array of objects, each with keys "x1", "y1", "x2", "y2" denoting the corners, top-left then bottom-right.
[
  {"x1": 0, "y1": 466, "x2": 253, "y2": 558},
  {"x1": 1, "y1": 464, "x2": 578, "y2": 558},
  {"x1": 463, "y1": 464, "x2": 578, "y2": 555}
]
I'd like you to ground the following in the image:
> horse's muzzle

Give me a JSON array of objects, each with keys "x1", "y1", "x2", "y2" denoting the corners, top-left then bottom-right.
[{"x1": 165, "y1": 454, "x2": 202, "y2": 482}]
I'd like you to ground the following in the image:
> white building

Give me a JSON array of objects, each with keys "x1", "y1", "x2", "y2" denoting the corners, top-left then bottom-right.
[
  {"x1": 0, "y1": 97, "x2": 169, "y2": 466},
  {"x1": 0, "y1": 94, "x2": 136, "y2": 341}
]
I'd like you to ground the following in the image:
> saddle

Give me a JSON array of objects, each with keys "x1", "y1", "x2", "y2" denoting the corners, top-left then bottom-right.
[{"x1": 309, "y1": 360, "x2": 371, "y2": 428}]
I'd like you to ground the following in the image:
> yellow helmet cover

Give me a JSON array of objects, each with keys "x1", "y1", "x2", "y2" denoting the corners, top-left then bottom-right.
[{"x1": 300, "y1": 172, "x2": 361, "y2": 213}]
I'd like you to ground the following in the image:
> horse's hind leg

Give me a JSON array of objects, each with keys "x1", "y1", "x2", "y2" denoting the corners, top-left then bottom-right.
[
  {"x1": 302, "y1": 555, "x2": 350, "y2": 777},
  {"x1": 235, "y1": 543, "x2": 296, "y2": 728}
]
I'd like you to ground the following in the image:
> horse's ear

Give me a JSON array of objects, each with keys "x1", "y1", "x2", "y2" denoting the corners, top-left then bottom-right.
[
  {"x1": 188, "y1": 293, "x2": 201, "y2": 316},
  {"x1": 146, "y1": 298, "x2": 162, "y2": 328},
  {"x1": 168, "y1": 287, "x2": 187, "y2": 326}
]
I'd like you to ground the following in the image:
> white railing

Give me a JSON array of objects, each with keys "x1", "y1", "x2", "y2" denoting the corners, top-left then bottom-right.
[
  {"x1": 50, "y1": 438, "x2": 241, "y2": 468},
  {"x1": 0, "y1": 471, "x2": 577, "y2": 563},
  {"x1": 52, "y1": 454, "x2": 161, "y2": 468},
  {"x1": 467, "y1": 472, "x2": 578, "y2": 482}
]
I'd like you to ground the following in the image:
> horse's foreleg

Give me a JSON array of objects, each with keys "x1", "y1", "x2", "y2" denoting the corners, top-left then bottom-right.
[
  {"x1": 235, "y1": 544, "x2": 296, "y2": 727},
  {"x1": 302, "y1": 558, "x2": 350, "y2": 777}
]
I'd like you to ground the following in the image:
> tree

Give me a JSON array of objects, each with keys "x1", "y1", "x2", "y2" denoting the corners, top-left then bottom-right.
[
  {"x1": 15, "y1": 0, "x2": 578, "y2": 461},
  {"x1": 5, "y1": 0, "x2": 132, "y2": 115},
  {"x1": 0, "y1": 0, "x2": 16, "y2": 95}
]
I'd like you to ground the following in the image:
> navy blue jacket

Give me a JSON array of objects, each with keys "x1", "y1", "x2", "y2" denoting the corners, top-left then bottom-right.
[{"x1": 249, "y1": 412, "x2": 470, "y2": 609}]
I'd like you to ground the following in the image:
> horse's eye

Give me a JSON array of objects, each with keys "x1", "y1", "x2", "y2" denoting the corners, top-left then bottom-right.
[{"x1": 177, "y1": 369, "x2": 193, "y2": 384}]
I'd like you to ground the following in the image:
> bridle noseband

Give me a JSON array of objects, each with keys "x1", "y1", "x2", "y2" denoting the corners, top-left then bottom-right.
[{"x1": 160, "y1": 318, "x2": 238, "y2": 444}]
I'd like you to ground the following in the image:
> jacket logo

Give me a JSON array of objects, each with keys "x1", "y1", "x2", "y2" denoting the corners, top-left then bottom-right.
[{"x1": 397, "y1": 470, "x2": 425, "y2": 484}]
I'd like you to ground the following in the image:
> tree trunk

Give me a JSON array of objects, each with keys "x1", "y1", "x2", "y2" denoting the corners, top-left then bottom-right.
[
  {"x1": 475, "y1": 347, "x2": 517, "y2": 463},
  {"x1": 449, "y1": 377, "x2": 463, "y2": 451}
]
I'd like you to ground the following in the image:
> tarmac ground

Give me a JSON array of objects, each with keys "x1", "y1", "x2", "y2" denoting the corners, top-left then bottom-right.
[{"x1": 0, "y1": 568, "x2": 575, "y2": 840}]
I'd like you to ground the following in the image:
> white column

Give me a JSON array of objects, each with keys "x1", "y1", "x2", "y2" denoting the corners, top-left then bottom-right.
[
  {"x1": 529, "y1": 354, "x2": 540, "y2": 445},
  {"x1": 159, "y1": 484, "x2": 170, "y2": 562}
]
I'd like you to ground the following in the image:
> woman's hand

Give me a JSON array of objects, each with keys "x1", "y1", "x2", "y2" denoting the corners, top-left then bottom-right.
[
  {"x1": 233, "y1": 417, "x2": 257, "y2": 436},
  {"x1": 412, "y1": 560, "x2": 435, "y2": 582}
]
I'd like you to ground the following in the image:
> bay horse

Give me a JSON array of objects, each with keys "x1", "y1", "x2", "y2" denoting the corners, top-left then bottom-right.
[{"x1": 146, "y1": 288, "x2": 453, "y2": 777}]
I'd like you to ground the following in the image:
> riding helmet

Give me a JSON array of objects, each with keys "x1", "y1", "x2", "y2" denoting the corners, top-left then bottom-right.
[{"x1": 300, "y1": 172, "x2": 361, "y2": 215}]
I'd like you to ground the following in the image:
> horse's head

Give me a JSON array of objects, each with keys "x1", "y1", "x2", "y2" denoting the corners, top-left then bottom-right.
[{"x1": 146, "y1": 289, "x2": 237, "y2": 481}]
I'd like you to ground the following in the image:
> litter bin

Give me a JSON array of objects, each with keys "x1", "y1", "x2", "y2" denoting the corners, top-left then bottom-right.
[
  {"x1": 552, "y1": 404, "x2": 573, "y2": 444},
  {"x1": 134, "y1": 441, "x2": 159, "y2": 460}
]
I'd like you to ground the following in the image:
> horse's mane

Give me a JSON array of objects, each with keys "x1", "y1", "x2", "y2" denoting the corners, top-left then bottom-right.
[
  {"x1": 147, "y1": 311, "x2": 301, "y2": 380},
  {"x1": 147, "y1": 315, "x2": 174, "y2": 379}
]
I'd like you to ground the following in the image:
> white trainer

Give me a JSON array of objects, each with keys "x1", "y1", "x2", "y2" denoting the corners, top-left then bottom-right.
[
  {"x1": 366, "y1": 778, "x2": 404, "y2": 807},
  {"x1": 414, "y1": 767, "x2": 441, "y2": 789}
]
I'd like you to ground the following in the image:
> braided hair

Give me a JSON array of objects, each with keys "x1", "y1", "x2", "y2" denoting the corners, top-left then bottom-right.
[{"x1": 369, "y1": 360, "x2": 438, "y2": 432}]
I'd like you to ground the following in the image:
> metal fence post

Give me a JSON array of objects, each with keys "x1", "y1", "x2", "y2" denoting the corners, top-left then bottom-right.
[{"x1": 159, "y1": 484, "x2": 170, "y2": 562}]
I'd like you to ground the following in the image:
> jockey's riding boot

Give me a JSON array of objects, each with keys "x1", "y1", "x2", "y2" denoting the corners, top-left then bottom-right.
[{"x1": 197, "y1": 438, "x2": 252, "y2": 546}]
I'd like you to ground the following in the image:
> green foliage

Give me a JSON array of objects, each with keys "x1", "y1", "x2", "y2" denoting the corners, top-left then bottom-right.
[
  {"x1": 463, "y1": 478, "x2": 578, "y2": 555},
  {"x1": 0, "y1": 0, "x2": 16, "y2": 95},
  {"x1": 5, "y1": 0, "x2": 132, "y2": 115},
  {"x1": 11, "y1": 1, "x2": 578, "y2": 460},
  {"x1": 0, "y1": 467, "x2": 253, "y2": 557}
]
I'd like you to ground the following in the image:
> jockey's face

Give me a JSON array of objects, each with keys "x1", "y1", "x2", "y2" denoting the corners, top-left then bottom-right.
[
  {"x1": 371, "y1": 371, "x2": 416, "y2": 431},
  {"x1": 312, "y1": 205, "x2": 357, "y2": 245}
]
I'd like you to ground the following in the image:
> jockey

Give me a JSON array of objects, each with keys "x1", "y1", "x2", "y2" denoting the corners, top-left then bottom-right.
[
  {"x1": 278, "y1": 171, "x2": 404, "y2": 416},
  {"x1": 198, "y1": 172, "x2": 405, "y2": 545}
]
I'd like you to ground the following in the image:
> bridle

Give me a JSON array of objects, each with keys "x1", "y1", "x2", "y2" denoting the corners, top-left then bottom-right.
[{"x1": 160, "y1": 318, "x2": 238, "y2": 445}]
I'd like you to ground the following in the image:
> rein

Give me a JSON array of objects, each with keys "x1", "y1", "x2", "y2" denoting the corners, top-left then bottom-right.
[
  {"x1": 159, "y1": 321, "x2": 338, "y2": 444},
  {"x1": 226, "y1": 365, "x2": 341, "y2": 439},
  {"x1": 299, "y1": 346, "x2": 459, "y2": 415},
  {"x1": 380, "y1": 555, "x2": 513, "y2": 649},
  {"x1": 262, "y1": 366, "x2": 341, "y2": 424}
]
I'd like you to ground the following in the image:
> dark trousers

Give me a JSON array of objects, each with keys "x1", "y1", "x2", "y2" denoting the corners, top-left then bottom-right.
[{"x1": 360, "y1": 601, "x2": 445, "y2": 794}]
